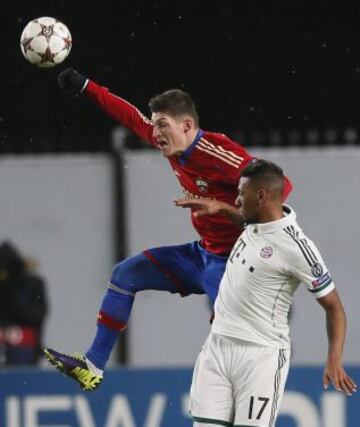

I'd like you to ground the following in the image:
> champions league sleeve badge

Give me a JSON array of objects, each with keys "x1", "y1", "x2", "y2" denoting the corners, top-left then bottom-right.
[{"x1": 311, "y1": 262, "x2": 324, "y2": 277}]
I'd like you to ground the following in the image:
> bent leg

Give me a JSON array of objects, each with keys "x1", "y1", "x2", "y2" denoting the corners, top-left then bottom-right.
[
  {"x1": 101, "y1": 252, "x2": 182, "y2": 326},
  {"x1": 86, "y1": 243, "x2": 205, "y2": 370}
]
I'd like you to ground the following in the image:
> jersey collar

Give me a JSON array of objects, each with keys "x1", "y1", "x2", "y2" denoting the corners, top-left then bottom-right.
[
  {"x1": 178, "y1": 129, "x2": 204, "y2": 165},
  {"x1": 247, "y1": 205, "x2": 296, "y2": 235}
]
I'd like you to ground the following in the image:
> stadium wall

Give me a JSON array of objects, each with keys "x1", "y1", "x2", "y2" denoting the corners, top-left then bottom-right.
[
  {"x1": 0, "y1": 155, "x2": 115, "y2": 358},
  {"x1": 0, "y1": 149, "x2": 358, "y2": 368}
]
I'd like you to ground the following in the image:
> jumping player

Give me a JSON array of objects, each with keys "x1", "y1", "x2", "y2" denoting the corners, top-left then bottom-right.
[
  {"x1": 44, "y1": 69, "x2": 292, "y2": 391},
  {"x1": 188, "y1": 160, "x2": 356, "y2": 427}
]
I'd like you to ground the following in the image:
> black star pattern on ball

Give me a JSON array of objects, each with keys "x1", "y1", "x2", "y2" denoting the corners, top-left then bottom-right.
[{"x1": 39, "y1": 24, "x2": 53, "y2": 43}]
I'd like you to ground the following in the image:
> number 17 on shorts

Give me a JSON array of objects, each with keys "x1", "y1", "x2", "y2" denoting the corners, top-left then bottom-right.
[{"x1": 189, "y1": 333, "x2": 290, "y2": 427}]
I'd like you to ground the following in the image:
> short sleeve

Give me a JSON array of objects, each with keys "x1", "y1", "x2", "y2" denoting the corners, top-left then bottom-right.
[{"x1": 284, "y1": 228, "x2": 335, "y2": 299}]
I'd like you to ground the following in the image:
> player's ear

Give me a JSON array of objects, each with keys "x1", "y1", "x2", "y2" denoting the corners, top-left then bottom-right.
[
  {"x1": 182, "y1": 117, "x2": 193, "y2": 133},
  {"x1": 257, "y1": 189, "x2": 267, "y2": 205}
]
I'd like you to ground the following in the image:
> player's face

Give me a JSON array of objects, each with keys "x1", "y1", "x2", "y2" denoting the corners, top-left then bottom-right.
[
  {"x1": 235, "y1": 177, "x2": 262, "y2": 224},
  {"x1": 151, "y1": 113, "x2": 191, "y2": 157}
]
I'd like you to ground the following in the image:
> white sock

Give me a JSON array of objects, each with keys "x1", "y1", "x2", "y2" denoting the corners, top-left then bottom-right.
[{"x1": 85, "y1": 357, "x2": 104, "y2": 377}]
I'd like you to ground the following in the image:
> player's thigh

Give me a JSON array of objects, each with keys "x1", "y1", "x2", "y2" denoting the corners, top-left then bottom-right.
[
  {"x1": 110, "y1": 243, "x2": 205, "y2": 295},
  {"x1": 200, "y1": 253, "x2": 227, "y2": 304},
  {"x1": 189, "y1": 334, "x2": 234, "y2": 426},
  {"x1": 232, "y1": 344, "x2": 290, "y2": 427},
  {"x1": 144, "y1": 242, "x2": 206, "y2": 296},
  {"x1": 110, "y1": 251, "x2": 180, "y2": 294}
]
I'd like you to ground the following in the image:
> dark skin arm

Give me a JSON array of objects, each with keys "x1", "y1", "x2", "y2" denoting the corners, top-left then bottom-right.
[
  {"x1": 317, "y1": 289, "x2": 357, "y2": 396},
  {"x1": 174, "y1": 198, "x2": 244, "y2": 228}
]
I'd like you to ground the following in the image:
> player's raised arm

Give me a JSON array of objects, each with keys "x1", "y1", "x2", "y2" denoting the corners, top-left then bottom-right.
[
  {"x1": 317, "y1": 290, "x2": 357, "y2": 396},
  {"x1": 57, "y1": 68, "x2": 154, "y2": 144}
]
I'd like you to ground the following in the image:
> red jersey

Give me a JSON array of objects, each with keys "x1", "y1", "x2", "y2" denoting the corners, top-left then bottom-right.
[{"x1": 85, "y1": 81, "x2": 292, "y2": 256}]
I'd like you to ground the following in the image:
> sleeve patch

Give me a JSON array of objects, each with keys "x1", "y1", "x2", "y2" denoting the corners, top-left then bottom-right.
[
  {"x1": 309, "y1": 272, "x2": 333, "y2": 293},
  {"x1": 311, "y1": 262, "x2": 323, "y2": 277}
]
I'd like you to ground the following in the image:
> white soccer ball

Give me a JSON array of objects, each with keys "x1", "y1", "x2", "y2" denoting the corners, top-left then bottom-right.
[{"x1": 20, "y1": 17, "x2": 72, "y2": 68}]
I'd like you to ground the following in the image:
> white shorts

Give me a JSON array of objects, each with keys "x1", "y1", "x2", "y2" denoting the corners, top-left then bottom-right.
[{"x1": 189, "y1": 333, "x2": 290, "y2": 427}]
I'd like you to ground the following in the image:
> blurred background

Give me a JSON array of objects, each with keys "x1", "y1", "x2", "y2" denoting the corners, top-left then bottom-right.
[{"x1": 0, "y1": 1, "x2": 359, "y2": 426}]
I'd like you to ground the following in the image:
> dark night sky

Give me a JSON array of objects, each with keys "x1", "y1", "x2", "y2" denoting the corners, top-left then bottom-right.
[{"x1": 1, "y1": 0, "x2": 360, "y2": 152}]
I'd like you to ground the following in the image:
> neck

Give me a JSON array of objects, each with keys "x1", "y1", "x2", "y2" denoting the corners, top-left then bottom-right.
[
  {"x1": 173, "y1": 128, "x2": 201, "y2": 157},
  {"x1": 183, "y1": 128, "x2": 200, "y2": 151},
  {"x1": 258, "y1": 204, "x2": 284, "y2": 223}
]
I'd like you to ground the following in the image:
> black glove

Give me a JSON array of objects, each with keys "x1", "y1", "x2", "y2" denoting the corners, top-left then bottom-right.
[{"x1": 58, "y1": 68, "x2": 88, "y2": 96}]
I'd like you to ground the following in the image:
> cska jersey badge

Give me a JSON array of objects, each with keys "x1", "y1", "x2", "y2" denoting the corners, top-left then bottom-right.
[{"x1": 195, "y1": 178, "x2": 209, "y2": 193}]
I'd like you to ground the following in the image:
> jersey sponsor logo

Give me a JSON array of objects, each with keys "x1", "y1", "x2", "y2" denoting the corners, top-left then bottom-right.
[
  {"x1": 260, "y1": 246, "x2": 273, "y2": 258},
  {"x1": 311, "y1": 262, "x2": 323, "y2": 278},
  {"x1": 182, "y1": 187, "x2": 214, "y2": 201},
  {"x1": 312, "y1": 271, "x2": 332, "y2": 288},
  {"x1": 195, "y1": 178, "x2": 209, "y2": 193}
]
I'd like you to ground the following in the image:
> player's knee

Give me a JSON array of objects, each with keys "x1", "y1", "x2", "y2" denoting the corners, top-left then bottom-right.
[
  {"x1": 110, "y1": 254, "x2": 150, "y2": 293},
  {"x1": 110, "y1": 261, "x2": 134, "y2": 293}
]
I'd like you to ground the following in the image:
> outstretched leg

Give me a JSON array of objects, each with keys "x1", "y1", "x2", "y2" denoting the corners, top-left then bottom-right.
[
  {"x1": 45, "y1": 242, "x2": 205, "y2": 390},
  {"x1": 85, "y1": 251, "x2": 183, "y2": 370}
]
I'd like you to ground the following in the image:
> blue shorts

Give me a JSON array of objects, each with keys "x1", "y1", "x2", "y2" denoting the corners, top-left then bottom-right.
[{"x1": 110, "y1": 241, "x2": 228, "y2": 305}]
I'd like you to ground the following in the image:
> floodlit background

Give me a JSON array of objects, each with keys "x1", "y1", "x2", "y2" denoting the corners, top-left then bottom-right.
[{"x1": 0, "y1": 1, "x2": 359, "y2": 426}]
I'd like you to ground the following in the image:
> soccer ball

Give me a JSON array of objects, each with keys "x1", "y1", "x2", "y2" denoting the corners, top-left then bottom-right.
[{"x1": 20, "y1": 17, "x2": 72, "y2": 68}]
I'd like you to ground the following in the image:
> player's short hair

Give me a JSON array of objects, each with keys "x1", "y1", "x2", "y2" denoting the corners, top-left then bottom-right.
[
  {"x1": 149, "y1": 89, "x2": 199, "y2": 126},
  {"x1": 241, "y1": 159, "x2": 284, "y2": 196}
]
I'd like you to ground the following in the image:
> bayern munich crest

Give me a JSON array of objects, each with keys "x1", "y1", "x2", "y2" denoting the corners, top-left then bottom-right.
[
  {"x1": 195, "y1": 178, "x2": 209, "y2": 193},
  {"x1": 260, "y1": 246, "x2": 273, "y2": 258}
]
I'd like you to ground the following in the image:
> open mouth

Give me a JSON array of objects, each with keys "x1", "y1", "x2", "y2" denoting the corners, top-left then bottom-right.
[{"x1": 158, "y1": 140, "x2": 168, "y2": 149}]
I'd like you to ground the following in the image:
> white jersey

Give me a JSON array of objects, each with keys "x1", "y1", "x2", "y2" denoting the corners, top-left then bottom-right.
[{"x1": 212, "y1": 205, "x2": 335, "y2": 349}]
